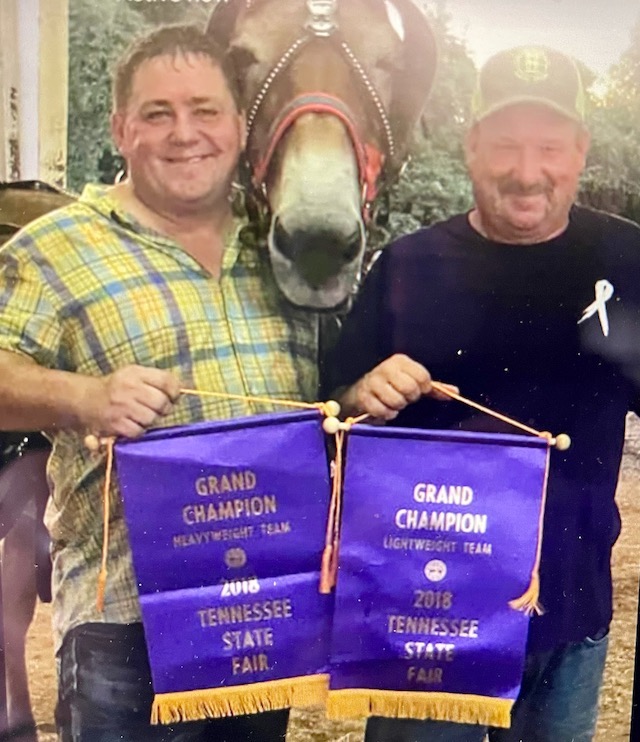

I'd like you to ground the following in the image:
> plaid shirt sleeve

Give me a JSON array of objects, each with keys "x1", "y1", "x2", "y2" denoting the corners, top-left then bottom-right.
[{"x1": 0, "y1": 231, "x2": 64, "y2": 368}]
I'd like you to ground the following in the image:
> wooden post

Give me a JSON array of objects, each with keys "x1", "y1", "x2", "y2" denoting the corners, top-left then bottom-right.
[
  {"x1": 631, "y1": 587, "x2": 640, "y2": 740},
  {"x1": 0, "y1": 1, "x2": 17, "y2": 722},
  {"x1": 0, "y1": 0, "x2": 21, "y2": 181},
  {"x1": 16, "y1": 0, "x2": 39, "y2": 180},
  {"x1": 38, "y1": 0, "x2": 69, "y2": 187},
  {"x1": 0, "y1": 0, "x2": 69, "y2": 186}
]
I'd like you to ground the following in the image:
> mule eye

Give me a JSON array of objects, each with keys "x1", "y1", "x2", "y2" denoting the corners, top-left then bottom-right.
[
  {"x1": 227, "y1": 46, "x2": 259, "y2": 70},
  {"x1": 376, "y1": 56, "x2": 400, "y2": 75}
]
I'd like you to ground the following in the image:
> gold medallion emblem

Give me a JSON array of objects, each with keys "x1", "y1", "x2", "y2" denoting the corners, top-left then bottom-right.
[
  {"x1": 513, "y1": 48, "x2": 550, "y2": 82},
  {"x1": 224, "y1": 547, "x2": 247, "y2": 568}
]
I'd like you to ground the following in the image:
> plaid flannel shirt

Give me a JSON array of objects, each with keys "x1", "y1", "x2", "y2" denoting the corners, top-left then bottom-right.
[{"x1": 0, "y1": 184, "x2": 320, "y2": 650}]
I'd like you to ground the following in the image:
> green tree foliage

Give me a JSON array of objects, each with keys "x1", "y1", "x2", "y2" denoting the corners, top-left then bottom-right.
[
  {"x1": 378, "y1": 1, "x2": 476, "y2": 243},
  {"x1": 67, "y1": 0, "x2": 209, "y2": 191},
  {"x1": 67, "y1": 0, "x2": 144, "y2": 189},
  {"x1": 580, "y1": 17, "x2": 640, "y2": 221},
  {"x1": 125, "y1": 1, "x2": 210, "y2": 27}
]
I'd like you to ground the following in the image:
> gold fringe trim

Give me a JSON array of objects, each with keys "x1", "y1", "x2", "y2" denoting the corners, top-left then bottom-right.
[
  {"x1": 151, "y1": 674, "x2": 329, "y2": 725},
  {"x1": 326, "y1": 689, "x2": 513, "y2": 728}
]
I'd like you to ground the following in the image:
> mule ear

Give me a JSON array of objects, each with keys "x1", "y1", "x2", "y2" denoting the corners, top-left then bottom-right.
[
  {"x1": 206, "y1": 0, "x2": 244, "y2": 49},
  {"x1": 386, "y1": 0, "x2": 438, "y2": 170}
]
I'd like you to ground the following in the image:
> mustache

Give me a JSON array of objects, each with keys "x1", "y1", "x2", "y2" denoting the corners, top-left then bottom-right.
[{"x1": 497, "y1": 177, "x2": 552, "y2": 197}]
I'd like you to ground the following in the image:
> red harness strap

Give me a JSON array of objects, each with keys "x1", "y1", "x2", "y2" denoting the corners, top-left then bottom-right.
[{"x1": 250, "y1": 92, "x2": 385, "y2": 221}]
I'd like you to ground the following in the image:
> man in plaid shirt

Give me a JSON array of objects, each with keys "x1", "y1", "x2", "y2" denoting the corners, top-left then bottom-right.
[{"x1": 0, "y1": 24, "x2": 319, "y2": 742}]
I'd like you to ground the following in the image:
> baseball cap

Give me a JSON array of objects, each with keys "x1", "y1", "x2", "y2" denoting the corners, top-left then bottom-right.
[{"x1": 471, "y1": 45, "x2": 586, "y2": 123}]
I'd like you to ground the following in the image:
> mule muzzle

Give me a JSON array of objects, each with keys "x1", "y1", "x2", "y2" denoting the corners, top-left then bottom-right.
[{"x1": 268, "y1": 216, "x2": 365, "y2": 309}]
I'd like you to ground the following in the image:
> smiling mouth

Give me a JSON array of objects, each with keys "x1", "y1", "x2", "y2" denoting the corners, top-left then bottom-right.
[
  {"x1": 166, "y1": 155, "x2": 213, "y2": 164},
  {"x1": 507, "y1": 192, "x2": 548, "y2": 207}
]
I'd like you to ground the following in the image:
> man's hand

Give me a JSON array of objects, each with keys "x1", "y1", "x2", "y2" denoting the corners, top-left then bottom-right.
[
  {"x1": 340, "y1": 354, "x2": 458, "y2": 421},
  {"x1": 82, "y1": 365, "x2": 181, "y2": 439}
]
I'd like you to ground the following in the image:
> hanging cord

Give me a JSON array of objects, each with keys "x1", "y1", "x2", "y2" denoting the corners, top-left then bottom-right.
[
  {"x1": 179, "y1": 387, "x2": 325, "y2": 412},
  {"x1": 430, "y1": 381, "x2": 571, "y2": 450},
  {"x1": 90, "y1": 436, "x2": 114, "y2": 612},
  {"x1": 86, "y1": 382, "x2": 571, "y2": 609},
  {"x1": 319, "y1": 412, "x2": 369, "y2": 594},
  {"x1": 429, "y1": 381, "x2": 564, "y2": 615}
]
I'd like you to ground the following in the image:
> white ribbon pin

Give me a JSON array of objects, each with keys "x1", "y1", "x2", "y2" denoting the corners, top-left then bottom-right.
[{"x1": 578, "y1": 279, "x2": 614, "y2": 337}]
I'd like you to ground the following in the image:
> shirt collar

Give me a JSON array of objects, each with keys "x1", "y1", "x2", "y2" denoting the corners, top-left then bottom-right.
[{"x1": 79, "y1": 183, "x2": 250, "y2": 274}]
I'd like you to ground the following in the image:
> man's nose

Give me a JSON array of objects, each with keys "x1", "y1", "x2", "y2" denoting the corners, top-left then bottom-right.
[
  {"x1": 169, "y1": 112, "x2": 199, "y2": 144},
  {"x1": 512, "y1": 146, "x2": 543, "y2": 186}
]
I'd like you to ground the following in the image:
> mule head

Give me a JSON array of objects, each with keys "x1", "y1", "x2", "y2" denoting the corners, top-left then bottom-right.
[{"x1": 208, "y1": 0, "x2": 437, "y2": 309}]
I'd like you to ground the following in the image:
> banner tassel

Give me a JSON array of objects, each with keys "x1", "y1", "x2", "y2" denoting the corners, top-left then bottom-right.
[
  {"x1": 508, "y1": 571, "x2": 542, "y2": 616},
  {"x1": 84, "y1": 434, "x2": 115, "y2": 612},
  {"x1": 320, "y1": 420, "x2": 343, "y2": 593},
  {"x1": 508, "y1": 446, "x2": 551, "y2": 616},
  {"x1": 320, "y1": 413, "x2": 369, "y2": 593}
]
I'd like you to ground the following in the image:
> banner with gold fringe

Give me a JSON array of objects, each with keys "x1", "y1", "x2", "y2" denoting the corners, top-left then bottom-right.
[
  {"x1": 327, "y1": 424, "x2": 550, "y2": 728},
  {"x1": 115, "y1": 410, "x2": 332, "y2": 723}
]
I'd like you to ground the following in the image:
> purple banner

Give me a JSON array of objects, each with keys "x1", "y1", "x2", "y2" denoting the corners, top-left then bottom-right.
[
  {"x1": 115, "y1": 411, "x2": 332, "y2": 698},
  {"x1": 140, "y1": 572, "x2": 333, "y2": 694},
  {"x1": 329, "y1": 426, "x2": 549, "y2": 720}
]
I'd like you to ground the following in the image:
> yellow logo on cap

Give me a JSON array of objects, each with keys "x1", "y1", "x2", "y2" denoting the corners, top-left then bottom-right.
[{"x1": 513, "y1": 48, "x2": 550, "y2": 82}]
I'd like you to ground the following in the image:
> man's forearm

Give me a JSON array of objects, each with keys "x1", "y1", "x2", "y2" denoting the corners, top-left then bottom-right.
[{"x1": 0, "y1": 352, "x2": 98, "y2": 432}]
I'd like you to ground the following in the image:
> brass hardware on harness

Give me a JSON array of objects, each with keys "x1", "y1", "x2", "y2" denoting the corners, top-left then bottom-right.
[{"x1": 305, "y1": 0, "x2": 338, "y2": 36}]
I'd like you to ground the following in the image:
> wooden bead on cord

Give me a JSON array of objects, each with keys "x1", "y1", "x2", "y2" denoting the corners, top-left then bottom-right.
[
  {"x1": 323, "y1": 400, "x2": 341, "y2": 417},
  {"x1": 553, "y1": 433, "x2": 571, "y2": 451},
  {"x1": 322, "y1": 416, "x2": 342, "y2": 435}
]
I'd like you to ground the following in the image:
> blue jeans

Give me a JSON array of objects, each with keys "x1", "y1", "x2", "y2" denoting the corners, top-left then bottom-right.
[
  {"x1": 56, "y1": 622, "x2": 289, "y2": 742},
  {"x1": 365, "y1": 631, "x2": 609, "y2": 742}
]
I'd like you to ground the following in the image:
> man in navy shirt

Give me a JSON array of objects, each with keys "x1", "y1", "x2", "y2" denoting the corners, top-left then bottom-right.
[{"x1": 327, "y1": 45, "x2": 640, "y2": 742}]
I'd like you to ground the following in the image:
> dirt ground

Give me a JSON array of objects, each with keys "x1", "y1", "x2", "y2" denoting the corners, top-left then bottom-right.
[{"x1": 23, "y1": 417, "x2": 640, "y2": 741}]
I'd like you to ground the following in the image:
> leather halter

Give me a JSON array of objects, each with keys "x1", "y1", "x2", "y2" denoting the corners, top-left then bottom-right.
[
  {"x1": 251, "y1": 93, "x2": 384, "y2": 221},
  {"x1": 241, "y1": 0, "x2": 394, "y2": 221}
]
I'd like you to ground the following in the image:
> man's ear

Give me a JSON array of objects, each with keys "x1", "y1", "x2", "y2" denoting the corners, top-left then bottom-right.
[
  {"x1": 577, "y1": 126, "x2": 591, "y2": 168},
  {"x1": 111, "y1": 111, "x2": 125, "y2": 155},
  {"x1": 464, "y1": 124, "x2": 479, "y2": 169}
]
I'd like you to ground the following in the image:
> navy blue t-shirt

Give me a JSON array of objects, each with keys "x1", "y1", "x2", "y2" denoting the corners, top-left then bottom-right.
[{"x1": 326, "y1": 205, "x2": 640, "y2": 652}]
